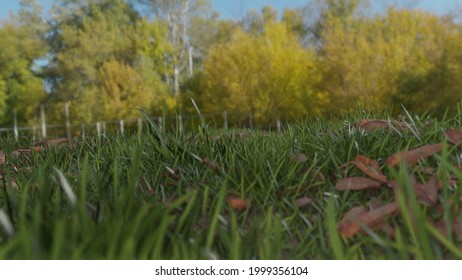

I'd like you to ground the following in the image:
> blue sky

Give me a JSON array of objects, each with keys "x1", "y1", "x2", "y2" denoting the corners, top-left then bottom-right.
[{"x1": 0, "y1": 0, "x2": 460, "y2": 20}]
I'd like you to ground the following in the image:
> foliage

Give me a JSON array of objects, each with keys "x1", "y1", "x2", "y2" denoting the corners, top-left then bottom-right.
[
  {"x1": 200, "y1": 21, "x2": 324, "y2": 122},
  {"x1": 319, "y1": 7, "x2": 462, "y2": 114},
  {"x1": 1, "y1": 0, "x2": 462, "y2": 126},
  {"x1": 0, "y1": 0, "x2": 47, "y2": 125}
]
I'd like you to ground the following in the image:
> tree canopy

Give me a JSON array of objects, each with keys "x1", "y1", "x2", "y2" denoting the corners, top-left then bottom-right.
[{"x1": 1, "y1": 0, "x2": 462, "y2": 127}]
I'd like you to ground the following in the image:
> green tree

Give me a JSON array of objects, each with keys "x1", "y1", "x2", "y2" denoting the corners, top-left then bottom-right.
[
  {"x1": 137, "y1": 0, "x2": 212, "y2": 96},
  {"x1": 0, "y1": 0, "x2": 47, "y2": 125},
  {"x1": 46, "y1": 0, "x2": 169, "y2": 122}
]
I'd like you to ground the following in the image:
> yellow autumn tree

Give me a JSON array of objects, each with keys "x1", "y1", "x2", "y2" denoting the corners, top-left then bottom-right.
[
  {"x1": 319, "y1": 7, "x2": 455, "y2": 113},
  {"x1": 94, "y1": 59, "x2": 153, "y2": 121},
  {"x1": 201, "y1": 21, "x2": 325, "y2": 122}
]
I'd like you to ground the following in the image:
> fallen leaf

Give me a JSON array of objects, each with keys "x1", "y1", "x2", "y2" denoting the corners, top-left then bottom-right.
[
  {"x1": 339, "y1": 162, "x2": 351, "y2": 172},
  {"x1": 295, "y1": 197, "x2": 312, "y2": 209},
  {"x1": 0, "y1": 151, "x2": 4, "y2": 165},
  {"x1": 412, "y1": 176, "x2": 440, "y2": 206},
  {"x1": 45, "y1": 138, "x2": 71, "y2": 146},
  {"x1": 387, "y1": 180, "x2": 399, "y2": 189},
  {"x1": 353, "y1": 155, "x2": 388, "y2": 183},
  {"x1": 14, "y1": 166, "x2": 33, "y2": 174},
  {"x1": 434, "y1": 219, "x2": 462, "y2": 242},
  {"x1": 339, "y1": 203, "x2": 400, "y2": 238},
  {"x1": 366, "y1": 197, "x2": 382, "y2": 210},
  {"x1": 312, "y1": 169, "x2": 326, "y2": 182},
  {"x1": 30, "y1": 146, "x2": 42, "y2": 152},
  {"x1": 226, "y1": 196, "x2": 248, "y2": 211},
  {"x1": 380, "y1": 223, "x2": 395, "y2": 239},
  {"x1": 357, "y1": 119, "x2": 390, "y2": 131},
  {"x1": 338, "y1": 207, "x2": 368, "y2": 238},
  {"x1": 163, "y1": 167, "x2": 180, "y2": 183},
  {"x1": 385, "y1": 143, "x2": 442, "y2": 166},
  {"x1": 448, "y1": 177, "x2": 458, "y2": 188},
  {"x1": 418, "y1": 167, "x2": 436, "y2": 175},
  {"x1": 357, "y1": 119, "x2": 409, "y2": 131},
  {"x1": 445, "y1": 129, "x2": 462, "y2": 149},
  {"x1": 202, "y1": 159, "x2": 218, "y2": 172},
  {"x1": 0, "y1": 175, "x2": 18, "y2": 190},
  {"x1": 292, "y1": 153, "x2": 308, "y2": 163},
  {"x1": 335, "y1": 177, "x2": 382, "y2": 191},
  {"x1": 11, "y1": 149, "x2": 32, "y2": 158}
]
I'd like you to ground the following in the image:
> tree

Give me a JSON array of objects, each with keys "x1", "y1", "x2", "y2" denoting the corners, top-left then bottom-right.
[
  {"x1": 137, "y1": 0, "x2": 211, "y2": 96},
  {"x1": 0, "y1": 0, "x2": 47, "y2": 125},
  {"x1": 201, "y1": 21, "x2": 325, "y2": 123},
  {"x1": 318, "y1": 7, "x2": 455, "y2": 113},
  {"x1": 45, "y1": 0, "x2": 170, "y2": 123},
  {"x1": 96, "y1": 59, "x2": 153, "y2": 120}
]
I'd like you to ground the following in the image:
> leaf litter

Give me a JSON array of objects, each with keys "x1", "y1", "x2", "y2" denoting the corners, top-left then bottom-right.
[{"x1": 336, "y1": 128, "x2": 462, "y2": 238}]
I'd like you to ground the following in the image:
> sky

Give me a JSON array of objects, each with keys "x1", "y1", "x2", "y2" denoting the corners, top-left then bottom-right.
[{"x1": 0, "y1": 0, "x2": 461, "y2": 21}]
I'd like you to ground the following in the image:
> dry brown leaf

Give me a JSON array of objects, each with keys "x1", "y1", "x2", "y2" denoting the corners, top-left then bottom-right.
[
  {"x1": 418, "y1": 167, "x2": 436, "y2": 175},
  {"x1": 202, "y1": 159, "x2": 218, "y2": 172},
  {"x1": 412, "y1": 176, "x2": 440, "y2": 206},
  {"x1": 30, "y1": 146, "x2": 42, "y2": 152},
  {"x1": 335, "y1": 177, "x2": 382, "y2": 191},
  {"x1": 339, "y1": 162, "x2": 351, "y2": 172},
  {"x1": 11, "y1": 149, "x2": 33, "y2": 158},
  {"x1": 338, "y1": 207, "x2": 368, "y2": 238},
  {"x1": 391, "y1": 176, "x2": 440, "y2": 206},
  {"x1": 434, "y1": 220, "x2": 462, "y2": 242},
  {"x1": 358, "y1": 202, "x2": 400, "y2": 230},
  {"x1": 0, "y1": 175, "x2": 18, "y2": 190},
  {"x1": 340, "y1": 203, "x2": 400, "y2": 238},
  {"x1": 295, "y1": 197, "x2": 312, "y2": 209},
  {"x1": 357, "y1": 119, "x2": 409, "y2": 131},
  {"x1": 15, "y1": 166, "x2": 34, "y2": 174},
  {"x1": 366, "y1": 197, "x2": 382, "y2": 210},
  {"x1": 445, "y1": 129, "x2": 462, "y2": 149},
  {"x1": 309, "y1": 168, "x2": 326, "y2": 182},
  {"x1": 0, "y1": 150, "x2": 5, "y2": 165},
  {"x1": 45, "y1": 138, "x2": 71, "y2": 146},
  {"x1": 292, "y1": 153, "x2": 308, "y2": 163},
  {"x1": 226, "y1": 196, "x2": 248, "y2": 211},
  {"x1": 33, "y1": 138, "x2": 71, "y2": 148},
  {"x1": 353, "y1": 155, "x2": 388, "y2": 183},
  {"x1": 385, "y1": 143, "x2": 442, "y2": 166},
  {"x1": 357, "y1": 119, "x2": 390, "y2": 131},
  {"x1": 387, "y1": 180, "x2": 399, "y2": 189},
  {"x1": 380, "y1": 223, "x2": 395, "y2": 239}
]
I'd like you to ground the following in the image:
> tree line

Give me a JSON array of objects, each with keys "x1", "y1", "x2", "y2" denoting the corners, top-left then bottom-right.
[{"x1": 1, "y1": 0, "x2": 462, "y2": 126}]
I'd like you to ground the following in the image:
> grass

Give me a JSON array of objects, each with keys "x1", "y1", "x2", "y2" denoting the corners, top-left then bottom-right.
[{"x1": 0, "y1": 109, "x2": 462, "y2": 259}]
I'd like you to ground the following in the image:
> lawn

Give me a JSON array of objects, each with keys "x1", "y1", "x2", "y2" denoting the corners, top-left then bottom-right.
[{"x1": 0, "y1": 109, "x2": 461, "y2": 259}]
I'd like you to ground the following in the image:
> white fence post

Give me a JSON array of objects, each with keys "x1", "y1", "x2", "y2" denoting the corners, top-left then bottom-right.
[
  {"x1": 33, "y1": 116, "x2": 37, "y2": 142},
  {"x1": 102, "y1": 121, "x2": 107, "y2": 135},
  {"x1": 13, "y1": 109, "x2": 18, "y2": 141},
  {"x1": 158, "y1": 117, "x2": 162, "y2": 129},
  {"x1": 277, "y1": 118, "x2": 282, "y2": 132},
  {"x1": 40, "y1": 105, "x2": 46, "y2": 138},
  {"x1": 188, "y1": 46, "x2": 193, "y2": 76},
  {"x1": 96, "y1": 122, "x2": 101, "y2": 139},
  {"x1": 223, "y1": 111, "x2": 228, "y2": 129},
  {"x1": 119, "y1": 119, "x2": 124, "y2": 136},
  {"x1": 178, "y1": 114, "x2": 183, "y2": 134},
  {"x1": 81, "y1": 123, "x2": 86, "y2": 141},
  {"x1": 65, "y1": 102, "x2": 71, "y2": 138},
  {"x1": 138, "y1": 118, "x2": 142, "y2": 132}
]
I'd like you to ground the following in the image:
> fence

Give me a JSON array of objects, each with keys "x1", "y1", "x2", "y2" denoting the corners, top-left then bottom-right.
[{"x1": 1, "y1": 104, "x2": 286, "y2": 141}]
